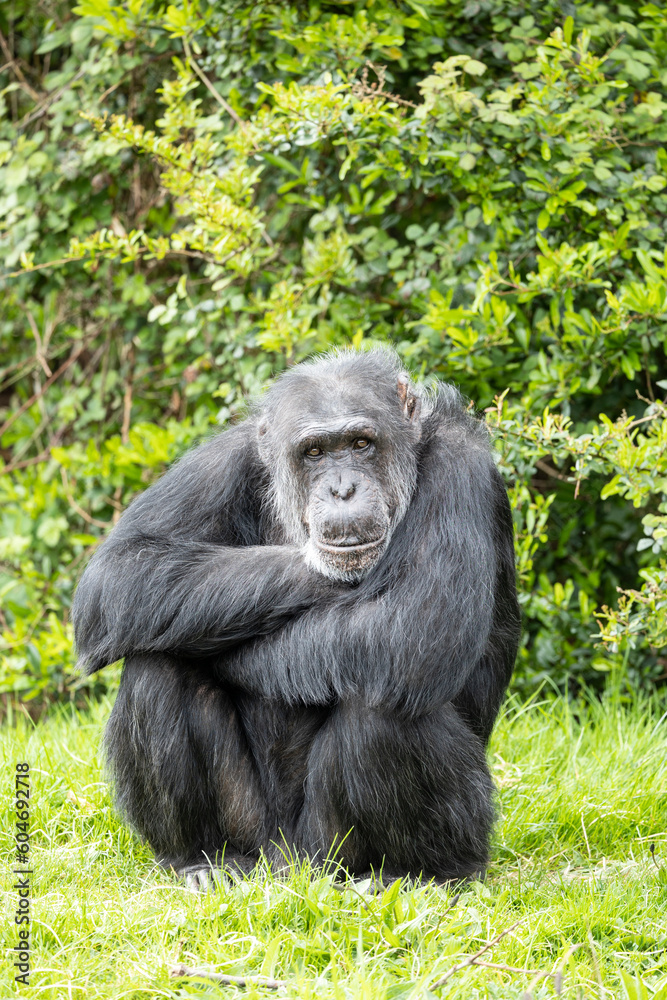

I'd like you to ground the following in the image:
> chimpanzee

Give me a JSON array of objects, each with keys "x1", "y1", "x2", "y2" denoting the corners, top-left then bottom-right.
[{"x1": 73, "y1": 348, "x2": 520, "y2": 885}]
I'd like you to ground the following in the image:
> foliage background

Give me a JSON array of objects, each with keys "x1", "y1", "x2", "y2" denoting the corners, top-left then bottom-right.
[{"x1": 1, "y1": 0, "x2": 667, "y2": 704}]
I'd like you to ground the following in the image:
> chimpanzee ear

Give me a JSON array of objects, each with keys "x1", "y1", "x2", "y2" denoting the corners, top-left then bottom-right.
[{"x1": 397, "y1": 373, "x2": 422, "y2": 426}]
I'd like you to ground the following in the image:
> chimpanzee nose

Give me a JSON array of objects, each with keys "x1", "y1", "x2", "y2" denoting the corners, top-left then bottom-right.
[{"x1": 331, "y1": 480, "x2": 356, "y2": 500}]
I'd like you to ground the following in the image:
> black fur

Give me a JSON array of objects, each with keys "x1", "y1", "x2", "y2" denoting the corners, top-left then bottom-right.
[{"x1": 73, "y1": 348, "x2": 520, "y2": 882}]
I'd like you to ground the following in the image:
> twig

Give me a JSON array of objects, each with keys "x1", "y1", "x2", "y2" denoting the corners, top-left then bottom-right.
[
  {"x1": 600, "y1": 33, "x2": 626, "y2": 67},
  {"x1": 626, "y1": 410, "x2": 666, "y2": 432},
  {"x1": 2, "y1": 244, "x2": 244, "y2": 280},
  {"x1": 430, "y1": 917, "x2": 526, "y2": 989},
  {"x1": 121, "y1": 344, "x2": 134, "y2": 445},
  {"x1": 472, "y1": 960, "x2": 544, "y2": 974},
  {"x1": 464, "y1": 940, "x2": 584, "y2": 997},
  {"x1": 2, "y1": 254, "x2": 88, "y2": 279},
  {"x1": 535, "y1": 459, "x2": 569, "y2": 482},
  {"x1": 24, "y1": 308, "x2": 53, "y2": 376},
  {"x1": 0, "y1": 342, "x2": 90, "y2": 440},
  {"x1": 97, "y1": 52, "x2": 171, "y2": 104},
  {"x1": 178, "y1": 46, "x2": 275, "y2": 248},
  {"x1": 1, "y1": 422, "x2": 70, "y2": 475},
  {"x1": 98, "y1": 79, "x2": 124, "y2": 104},
  {"x1": 18, "y1": 66, "x2": 86, "y2": 130},
  {"x1": 351, "y1": 61, "x2": 417, "y2": 109},
  {"x1": 100, "y1": 491, "x2": 124, "y2": 512},
  {"x1": 60, "y1": 468, "x2": 109, "y2": 530},
  {"x1": 170, "y1": 963, "x2": 287, "y2": 988},
  {"x1": 0, "y1": 356, "x2": 39, "y2": 384},
  {"x1": 0, "y1": 30, "x2": 40, "y2": 101},
  {"x1": 1, "y1": 450, "x2": 52, "y2": 474},
  {"x1": 112, "y1": 485, "x2": 123, "y2": 525},
  {"x1": 183, "y1": 41, "x2": 243, "y2": 126},
  {"x1": 644, "y1": 356, "x2": 655, "y2": 402}
]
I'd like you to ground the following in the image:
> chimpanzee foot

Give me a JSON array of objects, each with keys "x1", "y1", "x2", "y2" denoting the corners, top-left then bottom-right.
[
  {"x1": 173, "y1": 847, "x2": 258, "y2": 891},
  {"x1": 182, "y1": 866, "x2": 218, "y2": 893},
  {"x1": 180, "y1": 862, "x2": 248, "y2": 892}
]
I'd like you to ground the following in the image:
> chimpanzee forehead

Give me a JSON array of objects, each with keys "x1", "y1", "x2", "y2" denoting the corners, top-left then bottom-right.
[
  {"x1": 260, "y1": 350, "x2": 412, "y2": 446},
  {"x1": 277, "y1": 374, "x2": 399, "y2": 437},
  {"x1": 290, "y1": 417, "x2": 379, "y2": 449}
]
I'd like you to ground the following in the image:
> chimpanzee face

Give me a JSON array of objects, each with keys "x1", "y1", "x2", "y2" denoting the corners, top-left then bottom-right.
[
  {"x1": 295, "y1": 418, "x2": 394, "y2": 580},
  {"x1": 258, "y1": 367, "x2": 422, "y2": 583}
]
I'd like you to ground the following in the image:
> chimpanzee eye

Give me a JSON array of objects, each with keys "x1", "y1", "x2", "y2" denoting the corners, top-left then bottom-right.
[
  {"x1": 353, "y1": 438, "x2": 370, "y2": 450},
  {"x1": 305, "y1": 446, "x2": 322, "y2": 458}
]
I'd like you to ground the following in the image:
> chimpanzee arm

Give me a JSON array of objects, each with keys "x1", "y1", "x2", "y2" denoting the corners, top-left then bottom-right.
[
  {"x1": 218, "y1": 402, "x2": 520, "y2": 715},
  {"x1": 72, "y1": 422, "x2": 336, "y2": 674}
]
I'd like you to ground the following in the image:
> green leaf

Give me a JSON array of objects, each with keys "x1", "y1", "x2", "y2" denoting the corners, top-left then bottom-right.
[
  {"x1": 459, "y1": 152, "x2": 476, "y2": 171},
  {"x1": 619, "y1": 971, "x2": 649, "y2": 1000},
  {"x1": 463, "y1": 59, "x2": 486, "y2": 76},
  {"x1": 646, "y1": 175, "x2": 666, "y2": 192},
  {"x1": 36, "y1": 26, "x2": 72, "y2": 53},
  {"x1": 620, "y1": 353, "x2": 637, "y2": 380},
  {"x1": 260, "y1": 153, "x2": 301, "y2": 177},
  {"x1": 515, "y1": 61, "x2": 542, "y2": 80},
  {"x1": 464, "y1": 206, "x2": 482, "y2": 228},
  {"x1": 537, "y1": 209, "x2": 550, "y2": 230},
  {"x1": 36, "y1": 517, "x2": 69, "y2": 548},
  {"x1": 600, "y1": 475, "x2": 622, "y2": 500},
  {"x1": 563, "y1": 15, "x2": 574, "y2": 44},
  {"x1": 71, "y1": 533, "x2": 100, "y2": 546}
]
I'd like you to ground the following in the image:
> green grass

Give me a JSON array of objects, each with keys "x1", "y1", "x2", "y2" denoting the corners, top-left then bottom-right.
[{"x1": 2, "y1": 692, "x2": 667, "y2": 999}]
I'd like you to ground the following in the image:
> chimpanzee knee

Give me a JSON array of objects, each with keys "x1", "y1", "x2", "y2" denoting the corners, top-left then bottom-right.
[
  {"x1": 105, "y1": 654, "x2": 267, "y2": 868},
  {"x1": 296, "y1": 700, "x2": 494, "y2": 881}
]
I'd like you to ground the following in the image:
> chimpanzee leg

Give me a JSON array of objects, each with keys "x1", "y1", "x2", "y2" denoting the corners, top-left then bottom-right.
[
  {"x1": 295, "y1": 701, "x2": 494, "y2": 882},
  {"x1": 232, "y1": 692, "x2": 331, "y2": 861},
  {"x1": 104, "y1": 654, "x2": 268, "y2": 873}
]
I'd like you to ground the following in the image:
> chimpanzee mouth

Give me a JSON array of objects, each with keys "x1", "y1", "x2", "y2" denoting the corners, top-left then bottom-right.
[{"x1": 315, "y1": 536, "x2": 386, "y2": 555}]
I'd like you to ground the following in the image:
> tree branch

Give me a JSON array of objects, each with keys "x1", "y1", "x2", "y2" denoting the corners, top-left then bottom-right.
[
  {"x1": 430, "y1": 918, "x2": 526, "y2": 989},
  {"x1": 170, "y1": 964, "x2": 286, "y2": 989},
  {"x1": 0, "y1": 342, "x2": 91, "y2": 440},
  {"x1": 183, "y1": 41, "x2": 243, "y2": 127}
]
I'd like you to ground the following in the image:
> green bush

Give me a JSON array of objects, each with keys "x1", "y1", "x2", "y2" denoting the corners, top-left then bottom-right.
[{"x1": 1, "y1": 0, "x2": 666, "y2": 701}]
